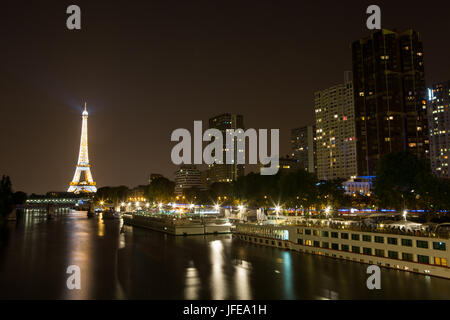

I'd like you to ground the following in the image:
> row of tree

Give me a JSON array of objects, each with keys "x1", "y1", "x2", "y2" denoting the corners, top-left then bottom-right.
[
  {"x1": 94, "y1": 152, "x2": 450, "y2": 219},
  {"x1": 0, "y1": 176, "x2": 14, "y2": 223},
  {"x1": 0, "y1": 176, "x2": 27, "y2": 225},
  {"x1": 374, "y1": 152, "x2": 450, "y2": 218}
]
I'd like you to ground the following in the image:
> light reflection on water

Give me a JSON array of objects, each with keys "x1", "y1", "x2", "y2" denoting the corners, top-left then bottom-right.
[
  {"x1": 282, "y1": 251, "x2": 294, "y2": 299},
  {"x1": 210, "y1": 240, "x2": 227, "y2": 299},
  {"x1": 97, "y1": 217, "x2": 105, "y2": 237},
  {"x1": 233, "y1": 259, "x2": 252, "y2": 299},
  {"x1": 63, "y1": 211, "x2": 93, "y2": 299},
  {"x1": 184, "y1": 260, "x2": 201, "y2": 299},
  {"x1": 0, "y1": 211, "x2": 449, "y2": 299}
]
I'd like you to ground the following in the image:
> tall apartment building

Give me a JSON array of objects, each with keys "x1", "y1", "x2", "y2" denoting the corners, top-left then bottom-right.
[
  {"x1": 352, "y1": 29, "x2": 428, "y2": 176},
  {"x1": 207, "y1": 113, "x2": 245, "y2": 183},
  {"x1": 314, "y1": 71, "x2": 357, "y2": 180},
  {"x1": 291, "y1": 125, "x2": 317, "y2": 173},
  {"x1": 428, "y1": 81, "x2": 450, "y2": 179},
  {"x1": 174, "y1": 165, "x2": 202, "y2": 196}
]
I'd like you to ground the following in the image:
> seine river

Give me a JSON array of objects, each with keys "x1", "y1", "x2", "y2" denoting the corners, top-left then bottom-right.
[{"x1": 0, "y1": 211, "x2": 448, "y2": 299}]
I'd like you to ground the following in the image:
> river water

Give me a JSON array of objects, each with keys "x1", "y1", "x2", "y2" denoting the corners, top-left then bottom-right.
[{"x1": 0, "y1": 211, "x2": 448, "y2": 299}]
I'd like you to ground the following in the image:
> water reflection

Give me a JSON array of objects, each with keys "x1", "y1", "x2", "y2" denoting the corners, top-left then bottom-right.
[
  {"x1": 184, "y1": 260, "x2": 201, "y2": 299},
  {"x1": 97, "y1": 216, "x2": 105, "y2": 237},
  {"x1": 0, "y1": 212, "x2": 449, "y2": 299},
  {"x1": 233, "y1": 259, "x2": 252, "y2": 299},
  {"x1": 63, "y1": 211, "x2": 93, "y2": 299},
  {"x1": 282, "y1": 251, "x2": 294, "y2": 299},
  {"x1": 209, "y1": 240, "x2": 227, "y2": 299}
]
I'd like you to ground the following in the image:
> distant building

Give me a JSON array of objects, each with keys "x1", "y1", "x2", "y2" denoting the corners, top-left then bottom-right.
[
  {"x1": 428, "y1": 81, "x2": 450, "y2": 179},
  {"x1": 260, "y1": 155, "x2": 302, "y2": 173},
  {"x1": 278, "y1": 156, "x2": 303, "y2": 172},
  {"x1": 148, "y1": 173, "x2": 164, "y2": 184},
  {"x1": 46, "y1": 191, "x2": 81, "y2": 198},
  {"x1": 207, "y1": 113, "x2": 245, "y2": 183},
  {"x1": 291, "y1": 125, "x2": 316, "y2": 173},
  {"x1": 343, "y1": 177, "x2": 374, "y2": 196},
  {"x1": 201, "y1": 170, "x2": 210, "y2": 189},
  {"x1": 175, "y1": 165, "x2": 202, "y2": 196},
  {"x1": 314, "y1": 72, "x2": 357, "y2": 180},
  {"x1": 352, "y1": 29, "x2": 428, "y2": 176}
]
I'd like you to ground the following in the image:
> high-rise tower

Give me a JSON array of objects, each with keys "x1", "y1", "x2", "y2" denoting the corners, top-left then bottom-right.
[
  {"x1": 428, "y1": 81, "x2": 450, "y2": 179},
  {"x1": 68, "y1": 103, "x2": 97, "y2": 193},
  {"x1": 351, "y1": 29, "x2": 428, "y2": 176},
  {"x1": 207, "y1": 113, "x2": 245, "y2": 184},
  {"x1": 314, "y1": 72, "x2": 357, "y2": 180},
  {"x1": 291, "y1": 125, "x2": 317, "y2": 174}
]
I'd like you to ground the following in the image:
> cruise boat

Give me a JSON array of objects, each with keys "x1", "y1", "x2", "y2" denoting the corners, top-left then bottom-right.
[
  {"x1": 102, "y1": 210, "x2": 121, "y2": 219},
  {"x1": 123, "y1": 213, "x2": 232, "y2": 236},
  {"x1": 234, "y1": 217, "x2": 450, "y2": 279}
]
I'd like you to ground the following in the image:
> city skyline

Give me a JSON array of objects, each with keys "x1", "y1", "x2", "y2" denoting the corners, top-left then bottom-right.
[
  {"x1": 0, "y1": 1, "x2": 450, "y2": 305},
  {"x1": 1, "y1": 1, "x2": 450, "y2": 193}
]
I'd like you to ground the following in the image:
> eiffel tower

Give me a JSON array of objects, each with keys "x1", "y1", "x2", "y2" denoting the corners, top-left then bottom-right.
[{"x1": 68, "y1": 103, "x2": 97, "y2": 193}]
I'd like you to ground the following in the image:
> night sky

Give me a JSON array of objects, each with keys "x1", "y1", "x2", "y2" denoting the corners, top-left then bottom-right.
[{"x1": 1, "y1": 0, "x2": 449, "y2": 194}]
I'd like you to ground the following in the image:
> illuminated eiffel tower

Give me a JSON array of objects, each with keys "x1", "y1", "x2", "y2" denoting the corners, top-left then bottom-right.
[{"x1": 68, "y1": 103, "x2": 97, "y2": 193}]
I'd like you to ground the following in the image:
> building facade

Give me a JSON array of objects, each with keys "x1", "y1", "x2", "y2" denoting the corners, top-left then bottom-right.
[
  {"x1": 291, "y1": 125, "x2": 317, "y2": 173},
  {"x1": 314, "y1": 72, "x2": 357, "y2": 180},
  {"x1": 174, "y1": 165, "x2": 202, "y2": 196},
  {"x1": 261, "y1": 155, "x2": 303, "y2": 173},
  {"x1": 343, "y1": 177, "x2": 373, "y2": 195},
  {"x1": 428, "y1": 81, "x2": 450, "y2": 179},
  {"x1": 352, "y1": 29, "x2": 428, "y2": 176},
  {"x1": 207, "y1": 113, "x2": 245, "y2": 183}
]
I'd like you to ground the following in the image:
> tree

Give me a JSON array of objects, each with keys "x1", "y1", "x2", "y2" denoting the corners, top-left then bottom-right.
[
  {"x1": 12, "y1": 191, "x2": 27, "y2": 205},
  {"x1": 374, "y1": 152, "x2": 437, "y2": 214},
  {"x1": 0, "y1": 175, "x2": 13, "y2": 220},
  {"x1": 317, "y1": 179, "x2": 347, "y2": 216},
  {"x1": 414, "y1": 172, "x2": 450, "y2": 221},
  {"x1": 145, "y1": 177, "x2": 175, "y2": 203},
  {"x1": 208, "y1": 182, "x2": 233, "y2": 205},
  {"x1": 95, "y1": 186, "x2": 129, "y2": 205},
  {"x1": 183, "y1": 187, "x2": 201, "y2": 204},
  {"x1": 278, "y1": 170, "x2": 318, "y2": 212}
]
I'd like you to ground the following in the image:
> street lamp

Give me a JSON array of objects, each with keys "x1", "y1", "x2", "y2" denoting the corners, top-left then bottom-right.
[
  {"x1": 325, "y1": 206, "x2": 331, "y2": 217},
  {"x1": 275, "y1": 205, "x2": 281, "y2": 215}
]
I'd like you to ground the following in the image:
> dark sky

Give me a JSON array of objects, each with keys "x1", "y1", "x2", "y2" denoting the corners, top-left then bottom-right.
[{"x1": 1, "y1": 0, "x2": 449, "y2": 194}]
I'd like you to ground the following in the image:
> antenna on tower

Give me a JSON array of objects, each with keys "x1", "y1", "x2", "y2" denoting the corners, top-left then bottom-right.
[{"x1": 84, "y1": 102, "x2": 87, "y2": 112}]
